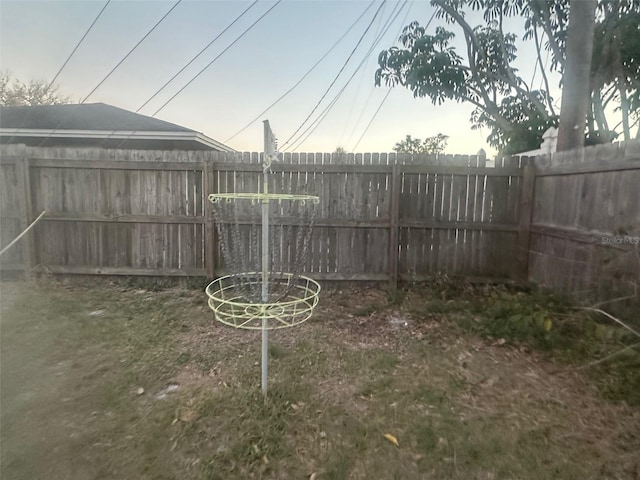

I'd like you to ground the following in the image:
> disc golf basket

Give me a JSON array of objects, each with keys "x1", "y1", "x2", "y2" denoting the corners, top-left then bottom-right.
[{"x1": 205, "y1": 121, "x2": 320, "y2": 394}]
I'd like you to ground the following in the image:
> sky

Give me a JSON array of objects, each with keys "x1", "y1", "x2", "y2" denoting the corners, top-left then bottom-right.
[{"x1": 0, "y1": 0, "x2": 559, "y2": 155}]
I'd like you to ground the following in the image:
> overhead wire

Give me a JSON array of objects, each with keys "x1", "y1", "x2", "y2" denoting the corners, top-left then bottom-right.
[
  {"x1": 149, "y1": 1, "x2": 281, "y2": 118},
  {"x1": 285, "y1": 0, "x2": 408, "y2": 152},
  {"x1": 346, "y1": 0, "x2": 413, "y2": 148},
  {"x1": 286, "y1": 1, "x2": 405, "y2": 151},
  {"x1": 287, "y1": 0, "x2": 408, "y2": 151},
  {"x1": 111, "y1": 0, "x2": 281, "y2": 150},
  {"x1": 135, "y1": 0, "x2": 260, "y2": 114},
  {"x1": 3, "y1": 1, "x2": 110, "y2": 148},
  {"x1": 337, "y1": 0, "x2": 393, "y2": 147},
  {"x1": 351, "y1": 88, "x2": 391, "y2": 151},
  {"x1": 223, "y1": 0, "x2": 377, "y2": 144},
  {"x1": 280, "y1": 0, "x2": 388, "y2": 150},
  {"x1": 81, "y1": 0, "x2": 183, "y2": 103},
  {"x1": 36, "y1": 0, "x2": 183, "y2": 147},
  {"x1": 351, "y1": 7, "x2": 438, "y2": 152},
  {"x1": 46, "y1": 0, "x2": 111, "y2": 91}
]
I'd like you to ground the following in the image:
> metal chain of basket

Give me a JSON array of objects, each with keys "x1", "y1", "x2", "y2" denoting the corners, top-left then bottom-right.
[{"x1": 211, "y1": 193, "x2": 317, "y2": 304}]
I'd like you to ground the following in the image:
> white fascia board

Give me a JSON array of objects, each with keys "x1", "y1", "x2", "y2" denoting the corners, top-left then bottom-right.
[{"x1": 0, "y1": 128, "x2": 236, "y2": 152}]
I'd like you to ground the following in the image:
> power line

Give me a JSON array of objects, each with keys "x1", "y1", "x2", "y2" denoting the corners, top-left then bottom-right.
[
  {"x1": 280, "y1": 0, "x2": 388, "y2": 149},
  {"x1": 287, "y1": 0, "x2": 407, "y2": 151},
  {"x1": 350, "y1": 8, "x2": 438, "y2": 152},
  {"x1": 286, "y1": 0, "x2": 407, "y2": 151},
  {"x1": 97, "y1": 1, "x2": 260, "y2": 148},
  {"x1": 136, "y1": 0, "x2": 260, "y2": 114},
  {"x1": 37, "y1": 0, "x2": 182, "y2": 148},
  {"x1": 345, "y1": 0, "x2": 413, "y2": 147},
  {"x1": 223, "y1": 0, "x2": 376, "y2": 144},
  {"x1": 337, "y1": 0, "x2": 394, "y2": 146},
  {"x1": 47, "y1": 0, "x2": 111, "y2": 91},
  {"x1": 81, "y1": 0, "x2": 182, "y2": 103},
  {"x1": 6, "y1": 1, "x2": 108, "y2": 147},
  {"x1": 351, "y1": 88, "x2": 391, "y2": 151},
  {"x1": 111, "y1": 0, "x2": 281, "y2": 150},
  {"x1": 150, "y1": 1, "x2": 281, "y2": 117}
]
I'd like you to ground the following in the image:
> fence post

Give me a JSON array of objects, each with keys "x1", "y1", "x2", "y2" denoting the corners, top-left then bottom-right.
[
  {"x1": 517, "y1": 161, "x2": 536, "y2": 280},
  {"x1": 388, "y1": 164, "x2": 401, "y2": 289},
  {"x1": 204, "y1": 155, "x2": 216, "y2": 278},
  {"x1": 14, "y1": 146, "x2": 37, "y2": 277}
]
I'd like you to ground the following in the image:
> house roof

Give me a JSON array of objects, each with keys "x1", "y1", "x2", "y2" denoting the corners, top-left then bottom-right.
[{"x1": 0, "y1": 103, "x2": 235, "y2": 151}]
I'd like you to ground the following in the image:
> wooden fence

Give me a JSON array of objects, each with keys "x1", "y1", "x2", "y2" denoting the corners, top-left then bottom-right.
[
  {"x1": 526, "y1": 141, "x2": 640, "y2": 304},
  {"x1": 0, "y1": 146, "x2": 526, "y2": 282},
  {"x1": 1, "y1": 142, "x2": 638, "y2": 308}
]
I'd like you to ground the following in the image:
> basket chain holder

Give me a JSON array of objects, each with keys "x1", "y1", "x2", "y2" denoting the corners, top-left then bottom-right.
[{"x1": 206, "y1": 120, "x2": 320, "y2": 394}]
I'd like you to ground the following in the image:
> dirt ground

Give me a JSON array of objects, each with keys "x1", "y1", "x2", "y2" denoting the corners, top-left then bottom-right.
[{"x1": 1, "y1": 280, "x2": 639, "y2": 480}]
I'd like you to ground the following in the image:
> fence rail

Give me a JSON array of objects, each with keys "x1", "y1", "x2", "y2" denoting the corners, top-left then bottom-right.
[
  {"x1": 527, "y1": 142, "x2": 640, "y2": 304},
  {"x1": 0, "y1": 147, "x2": 525, "y2": 282},
  {"x1": 1, "y1": 143, "x2": 639, "y2": 310}
]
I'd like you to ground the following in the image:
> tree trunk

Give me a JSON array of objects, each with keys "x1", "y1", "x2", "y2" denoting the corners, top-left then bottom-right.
[{"x1": 556, "y1": 0, "x2": 598, "y2": 151}]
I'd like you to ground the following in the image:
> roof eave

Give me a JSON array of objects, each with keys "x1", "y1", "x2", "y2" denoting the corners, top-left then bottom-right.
[{"x1": 0, "y1": 128, "x2": 236, "y2": 152}]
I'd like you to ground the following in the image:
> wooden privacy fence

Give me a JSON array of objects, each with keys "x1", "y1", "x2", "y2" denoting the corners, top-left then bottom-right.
[
  {"x1": 1, "y1": 143, "x2": 638, "y2": 306},
  {"x1": 0, "y1": 147, "x2": 527, "y2": 283},
  {"x1": 527, "y1": 142, "x2": 640, "y2": 303}
]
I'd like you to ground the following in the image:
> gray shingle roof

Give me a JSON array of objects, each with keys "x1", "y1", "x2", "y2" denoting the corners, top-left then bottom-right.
[
  {"x1": 0, "y1": 102, "x2": 235, "y2": 151},
  {"x1": 0, "y1": 103, "x2": 194, "y2": 132}
]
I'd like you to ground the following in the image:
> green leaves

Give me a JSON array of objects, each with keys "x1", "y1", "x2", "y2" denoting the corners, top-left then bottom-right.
[
  {"x1": 376, "y1": 23, "x2": 468, "y2": 105},
  {"x1": 393, "y1": 133, "x2": 449, "y2": 155}
]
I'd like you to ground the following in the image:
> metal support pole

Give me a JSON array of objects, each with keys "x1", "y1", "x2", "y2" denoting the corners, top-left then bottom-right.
[
  {"x1": 261, "y1": 193, "x2": 269, "y2": 394},
  {"x1": 261, "y1": 120, "x2": 274, "y2": 394}
]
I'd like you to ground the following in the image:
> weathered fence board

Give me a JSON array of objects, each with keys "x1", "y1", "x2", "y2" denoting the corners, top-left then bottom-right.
[
  {"x1": 3, "y1": 143, "x2": 637, "y2": 307},
  {"x1": 528, "y1": 142, "x2": 640, "y2": 308},
  {"x1": 0, "y1": 147, "x2": 520, "y2": 281}
]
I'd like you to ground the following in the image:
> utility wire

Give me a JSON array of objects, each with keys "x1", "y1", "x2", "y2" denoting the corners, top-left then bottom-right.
[
  {"x1": 351, "y1": 7, "x2": 438, "y2": 152},
  {"x1": 81, "y1": 0, "x2": 182, "y2": 103},
  {"x1": 136, "y1": 0, "x2": 260, "y2": 114},
  {"x1": 345, "y1": 0, "x2": 412, "y2": 147},
  {"x1": 47, "y1": 1, "x2": 111, "y2": 91},
  {"x1": 351, "y1": 88, "x2": 391, "y2": 151},
  {"x1": 150, "y1": 1, "x2": 281, "y2": 117},
  {"x1": 36, "y1": 0, "x2": 182, "y2": 148},
  {"x1": 286, "y1": 0, "x2": 407, "y2": 151},
  {"x1": 337, "y1": 0, "x2": 395, "y2": 146},
  {"x1": 280, "y1": 0, "x2": 388, "y2": 149},
  {"x1": 97, "y1": 0, "x2": 258, "y2": 147},
  {"x1": 5, "y1": 1, "x2": 108, "y2": 147},
  {"x1": 112, "y1": 1, "x2": 281, "y2": 150},
  {"x1": 287, "y1": 0, "x2": 407, "y2": 151},
  {"x1": 223, "y1": 0, "x2": 376, "y2": 144}
]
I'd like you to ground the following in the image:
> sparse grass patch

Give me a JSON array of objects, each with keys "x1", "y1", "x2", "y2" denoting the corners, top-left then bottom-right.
[
  {"x1": 352, "y1": 303, "x2": 379, "y2": 317},
  {"x1": 2, "y1": 280, "x2": 639, "y2": 479},
  {"x1": 407, "y1": 277, "x2": 640, "y2": 406}
]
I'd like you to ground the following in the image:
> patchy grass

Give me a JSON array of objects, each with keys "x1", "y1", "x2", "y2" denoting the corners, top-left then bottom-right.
[
  {"x1": 1, "y1": 279, "x2": 639, "y2": 479},
  {"x1": 404, "y1": 278, "x2": 640, "y2": 406}
]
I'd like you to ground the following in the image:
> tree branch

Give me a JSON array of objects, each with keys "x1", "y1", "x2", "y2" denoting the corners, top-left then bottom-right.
[
  {"x1": 531, "y1": 0, "x2": 566, "y2": 72},
  {"x1": 431, "y1": 0, "x2": 513, "y2": 130},
  {"x1": 533, "y1": 24, "x2": 557, "y2": 117},
  {"x1": 593, "y1": 89, "x2": 610, "y2": 132}
]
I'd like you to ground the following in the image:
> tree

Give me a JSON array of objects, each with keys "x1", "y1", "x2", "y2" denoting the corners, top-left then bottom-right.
[
  {"x1": 0, "y1": 72, "x2": 70, "y2": 106},
  {"x1": 333, "y1": 146, "x2": 347, "y2": 161},
  {"x1": 556, "y1": 0, "x2": 597, "y2": 151},
  {"x1": 375, "y1": 0, "x2": 640, "y2": 155},
  {"x1": 393, "y1": 133, "x2": 448, "y2": 154}
]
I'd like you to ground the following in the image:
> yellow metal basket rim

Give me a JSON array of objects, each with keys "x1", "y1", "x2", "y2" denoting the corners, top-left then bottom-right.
[
  {"x1": 205, "y1": 273, "x2": 321, "y2": 330},
  {"x1": 205, "y1": 272, "x2": 321, "y2": 308}
]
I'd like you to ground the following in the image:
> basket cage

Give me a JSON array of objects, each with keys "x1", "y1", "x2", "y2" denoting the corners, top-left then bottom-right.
[{"x1": 211, "y1": 195, "x2": 317, "y2": 304}]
